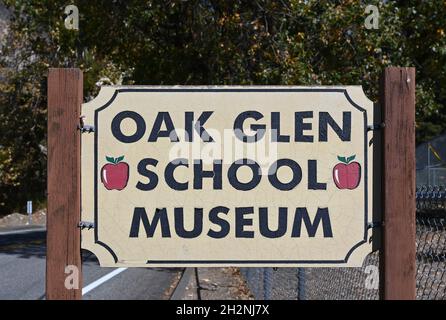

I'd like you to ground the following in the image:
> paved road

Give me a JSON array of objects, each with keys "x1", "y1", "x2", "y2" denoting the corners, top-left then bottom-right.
[{"x1": 0, "y1": 229, "x2": 182, "y2": 300}]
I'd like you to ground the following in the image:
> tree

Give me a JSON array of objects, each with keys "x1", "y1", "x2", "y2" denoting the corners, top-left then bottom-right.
[{"x1": 1, "y1": 0, "x2": 445, "y2": 215}]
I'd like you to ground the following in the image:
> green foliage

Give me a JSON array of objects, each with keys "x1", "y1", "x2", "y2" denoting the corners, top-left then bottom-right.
[{"x1": 1, "y1": 0, "x2": 446, "y2": 214}]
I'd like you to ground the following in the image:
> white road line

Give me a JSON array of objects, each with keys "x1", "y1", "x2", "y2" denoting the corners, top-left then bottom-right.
[{"x1": 82, "y1": 267, "x2": 127, "y2": 296}]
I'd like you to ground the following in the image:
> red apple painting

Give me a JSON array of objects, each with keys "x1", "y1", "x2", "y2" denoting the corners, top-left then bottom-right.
[
  {"x1": 333, "y1": 155, "x2": 361, "y2": 190},
  {"x1": 101, "y1": 156, "x2": 129, "y2": 191}
]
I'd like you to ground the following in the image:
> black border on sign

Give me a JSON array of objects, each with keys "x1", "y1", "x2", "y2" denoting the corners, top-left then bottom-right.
[{"x1": 93, "y1": 88, "x2": 369, "y2": 265}]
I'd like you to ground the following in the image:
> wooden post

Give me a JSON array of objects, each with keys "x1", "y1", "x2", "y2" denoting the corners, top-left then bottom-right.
[
  {"x1": 47, "y1": 68, "x2": 83, "y2": 300},
  {"x1": 380, "y1": 67, "x2": 416, "y2": 300}
]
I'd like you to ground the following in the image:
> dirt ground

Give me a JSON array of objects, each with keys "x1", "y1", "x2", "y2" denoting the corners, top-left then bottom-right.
[
  {"x1": 0, "y1": 210, "x2": 46, "y2": 228},
  {"x1": 180, "y1": 267, "x2": 253, "y2": 300}
]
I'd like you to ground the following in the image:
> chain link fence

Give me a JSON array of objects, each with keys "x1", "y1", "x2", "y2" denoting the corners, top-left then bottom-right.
[{"x1": 240, "y1": 185, "x2": 446, "y2": 300}]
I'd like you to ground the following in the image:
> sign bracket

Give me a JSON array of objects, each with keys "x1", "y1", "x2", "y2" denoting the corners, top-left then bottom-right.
[
  {"x1": 367, "y1": 123, "x2": 385, "y2": 131},
  {"x1": 78, "y1": 115, "x2": 95, "y2": 133},
  {"x1": 78, "y1": 221, "x2": 95, "y2": 229},
  {"x1": 367, "y1": 221, "x2": 382, "y2": 230}
]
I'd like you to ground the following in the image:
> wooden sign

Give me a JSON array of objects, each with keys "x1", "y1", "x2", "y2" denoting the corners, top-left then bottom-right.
[{"x1": 80, "y1": 86, "x2": 375, "y2": 267}]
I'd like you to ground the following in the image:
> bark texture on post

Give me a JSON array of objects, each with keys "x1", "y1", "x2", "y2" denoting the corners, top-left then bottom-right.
[
  {"x1": 47, "y1": 68, "x2": 83, "y2": 300},
  {"x1": 380, "y1": 67, "x2": 416, "y2": 300}
]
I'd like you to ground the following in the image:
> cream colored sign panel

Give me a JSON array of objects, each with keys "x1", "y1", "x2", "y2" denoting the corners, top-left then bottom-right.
[{"x1": 81, "y1": 86, "x2": 375, "y2": 267}]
